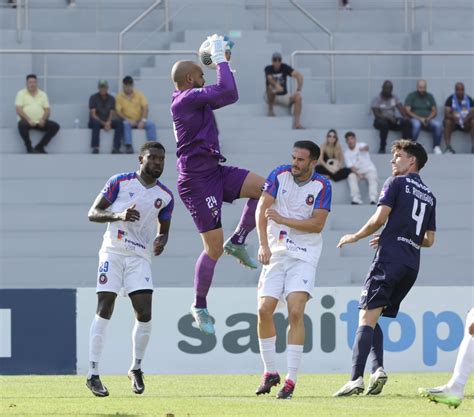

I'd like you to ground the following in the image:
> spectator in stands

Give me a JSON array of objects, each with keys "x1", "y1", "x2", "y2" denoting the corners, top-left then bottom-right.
[
  {"x1": 68, "y1": 0, "x2": 76, "y2": 7},
  {"x1": 371, "y1": 80, "x2": 411, "y2": 154},
  {"x1": 88, "y1": 80, "x2": 123, "y2": 154},
  {"x1": 15, "y1": 74, "x2": 60, "y2": 154},
  {"x1": 341, "y1": 0, "x2": 352, "y2": 10},
  {"x1": 315, "y1": 129, "x2": 351, "y2": 182},
  {"x1": 443, "y1": 82, "x2": 474, "y2": 154},
  {"x1": 404, "y1": 80, "x2": 442, "y2": 154},
  {"x1": 116, "y1": 76, "x2": 157, "y2": 154},
  {"x1": 8, "y1": 0, "x2": 16, "y2": 8},
  {"x1": 265, "y1": 52, "x2": 304, "y2": 129},
  {"x1": 344, "y1": 131, "x2": 378, "y2": 205}
]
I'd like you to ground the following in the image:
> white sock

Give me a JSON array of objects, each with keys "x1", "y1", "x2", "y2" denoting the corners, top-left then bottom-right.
[
  {"x1": 88, "y1": 315, "x2": 109, "y2": 378},
  {"x1": 130, "y1": 320, "x2": 152, "y2": 371},
  {"x1": 447, "y1": 333, "x2": 474, "y2": 397},
  {"x1": 258, "y1": 336, "x2": 277, "y2": 373},
  {"x1": 286, "y1": 344, "x2": 303, "y2": 383}
]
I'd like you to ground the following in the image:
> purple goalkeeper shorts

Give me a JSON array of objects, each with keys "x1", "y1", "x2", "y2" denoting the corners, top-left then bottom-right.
[{"x1": 177, "y1": 165, "x2": 249, "y2": 233}]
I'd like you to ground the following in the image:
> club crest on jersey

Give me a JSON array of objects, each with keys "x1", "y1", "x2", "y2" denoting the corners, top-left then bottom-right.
[
  {"x1": 279, "y1": 230, "x2": 287, "y2": 242},
  {"x1": 306, "y1": 194, "x2": 315, "y2": 206},
  {"x1": 117, "y1": 230, "x2": 126, "y2": 240},
  {"x1": 99, "y1": 273, "x2": 108, "y2": 284},
  {"x1": 154, "y1": 198, "x2": 163, "y2": 209}
]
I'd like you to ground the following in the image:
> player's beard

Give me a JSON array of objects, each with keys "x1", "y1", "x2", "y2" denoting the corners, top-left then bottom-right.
[{"x1": 144, "y1": 165, "x2": 162, "y2": 179}]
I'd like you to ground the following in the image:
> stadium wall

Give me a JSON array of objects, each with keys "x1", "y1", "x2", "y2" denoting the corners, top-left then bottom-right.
[{"x1": 0, "y1": 287, "x2": 471, "y2": 375}]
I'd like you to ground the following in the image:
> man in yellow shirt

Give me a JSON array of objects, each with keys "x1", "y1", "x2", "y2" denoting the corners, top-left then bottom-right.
[
  {"x1": 15, "y1": 74, "x2": 60, "y2": 154},
  {"x1": 115, "y1": 76, "x2": 157, "y2": 154}
]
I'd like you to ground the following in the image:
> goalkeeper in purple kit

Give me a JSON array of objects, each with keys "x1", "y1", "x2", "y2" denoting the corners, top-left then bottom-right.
[{"x1": 170, "y1": 34, "x2": 265, "y2": 335}]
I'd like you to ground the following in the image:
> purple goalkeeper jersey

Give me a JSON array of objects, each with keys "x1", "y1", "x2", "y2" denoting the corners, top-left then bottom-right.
[
  {"x1": 374, "y1": 173, "x2": 436, "y2": 271},
  {"x1": 171, "y1": 62, "x2": 238, "y2": 175}
]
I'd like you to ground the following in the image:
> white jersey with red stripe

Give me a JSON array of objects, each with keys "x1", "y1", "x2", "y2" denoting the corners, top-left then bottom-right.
[
  {"x1": 98, "y1": 172, "x2": 174, "y2": 263},
  {"x1": 263, "y1": 165, "x2": 332, "y2": 267}
]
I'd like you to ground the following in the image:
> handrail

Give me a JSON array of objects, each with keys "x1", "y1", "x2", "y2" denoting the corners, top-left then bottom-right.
[
  {"x1": 289, "y1": 0, "x2": 335, "y2": 104},
  {"x1": 118, "y1": 0, "x2": 168, "y2": 83},
  {"x1": 428, "y1": 0, "x2": 433, "y2": 45},
  {"x1": 0, "y1": 49, "x2": 198, "y2": 55},
  {"x1": 16, "y1": 0, "x2": 23, "y2": 44},
  {"x1": 265, "y1": 0, "x2": 271, "y2": 31},
  {"x1": 1, "y1": 49, "x2": 472, "y2": 57}
]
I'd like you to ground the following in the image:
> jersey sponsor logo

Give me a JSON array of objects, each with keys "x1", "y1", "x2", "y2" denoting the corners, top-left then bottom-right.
[
  {"x1": 154, "y1": 198, "x2": 163, "y2": 209},
  {"x1": 306, "y1": 194, "x2": 314, "y2": 206},
  {"x1": 282, "y1": 189, "x2": 287, "y2": 194},
  {"x1": 129, "y1": 192, "x2": 135, "y2": 197},
  {"x1": 99, "y1": 273, "x2": 108, "y2": 285},
  {"x1": 303, "y1": 279, "x2": 308, "y2": 284},
  {"x1": 145, "y1": 277, "x2": 150, "y2": 282}
]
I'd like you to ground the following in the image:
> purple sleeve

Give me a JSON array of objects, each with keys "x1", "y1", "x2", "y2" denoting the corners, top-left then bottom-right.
[
  {"x1": 313, "y1": 178, "x2": 332, "y2": 211},
  {"x1": 158, "y1": 195, "x2": 174, "y2": 222},
  {"x1": 186, "y1": 63, "x2": 238, "y2": 110},
  {"x1": 101, "y1": 175, "x2": 120, "y2": 203},
  {"x1": 427, "y1": 200, "x2": 436, "y2": 231},
  {"x1": 263, "y1": 167, "x2": 281, "y2": 198},
  {"x1": 378, "y1": 176, "x2": 398, "y2": 207}
]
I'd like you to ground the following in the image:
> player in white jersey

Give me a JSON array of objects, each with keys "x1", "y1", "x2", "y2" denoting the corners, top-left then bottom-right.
[
  {"x1": 85, "y1": 142, "x2": 174, "y2": 397},
  {"x1": 255, "y1": 140, "x2": 332, "y2": 399},
  {"x1": 419, "y1": 308, "x2": 474, "y2": 409}
]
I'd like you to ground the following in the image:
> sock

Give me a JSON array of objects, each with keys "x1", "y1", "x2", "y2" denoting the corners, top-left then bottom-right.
[
  {"x1": 351, "y1": 325, "x2": 374, "y2": 380},
  {"x1": 230, "y1": 199, "x2": 257, "y2": 245},
  {"x1": 286, "y1": 344, "x2": 304, "y2": 383},
  {"x1": 194, "y1": 251, "x2": 217, "y2": 308},
  {"x1": 447, "y1": 333, "x2": 474, "y2": 396},
  {"x1": 370, "y1": 323, "x2": 384, "y2": 373},
  {"x1": 130, "y1": 320, "x2": 152, "y2": 371},
  {"x1": 88, "y1": 315, "x2": 109, "y2": 378},
  {"x1": 258, "y1": 336, "x2": 277, "y2": 373}
]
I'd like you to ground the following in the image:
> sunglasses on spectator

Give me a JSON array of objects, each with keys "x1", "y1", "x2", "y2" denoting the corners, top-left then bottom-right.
[{"x1": 272, "y1": 58, "x2": 282, "y2": 62}]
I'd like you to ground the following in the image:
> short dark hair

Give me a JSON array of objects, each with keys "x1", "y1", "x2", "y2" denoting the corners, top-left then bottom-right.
[
  {"x1": 293, "y1": 140, "x2": 321, "y2": 160},
  {"x1": 344, "y1": 131, "x2": 356, "y2": 140},
  {"x1": 26, "y1": 74, "x2": 37, "y2": 81},
  {"x1": 123, "y1": 75, "x2": 134, "y2": 85},
  {"x1": 140, "y1": 141, "x2": 166, "y2": 155},
  {"x1": 391, "y1": 139, "x2": 428, "y2": 170}
]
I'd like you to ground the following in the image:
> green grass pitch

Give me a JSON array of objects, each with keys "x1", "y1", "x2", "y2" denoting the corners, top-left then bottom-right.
[{"x1": 1, "y1": 373, "x2": 472, "y2": 416}]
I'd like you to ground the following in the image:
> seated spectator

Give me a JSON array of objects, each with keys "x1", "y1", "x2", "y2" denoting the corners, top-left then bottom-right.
[
  {"x1": 341, "y1": 0, "x2": 352, "y2": 10},
  {"x1": 88, "y1": 80, "x2": 123, "y2": 154},
  {"x1": 15, "y1": 74, "x2": 60, "y2": 154},
  {"x1": 315, "y1": 129, "x2": 351, "y2": 182},
  {"x1": 404, "y1": 80, "x2": 442, "y2": 154},
  {"x1": 116, "y1": 76, "x2": 157, "y2": 154},
  {"x1": 344, "y1": 131, "x2": 378, "y2": 205},
  {"x1": 371, "y1": 80, "x2": 411, "y2": 154},
  {"x1": 265, "y1": 52, "x2": 304, "y2": 129},
  {"x1": 443, "y1": 82, "x2": 474, "y2": 154}
]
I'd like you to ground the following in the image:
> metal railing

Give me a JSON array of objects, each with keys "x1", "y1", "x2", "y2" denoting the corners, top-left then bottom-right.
[
  {"x1": 0, "y1": 49, "x2": 197, "y2": 94},
  {"x1": 289, "y1": 0, "x2": 336, "y2": 104},
  {"x1": 118, "y1": 0, "x2": 169, "y2": 83},
  {"x1": 290, "y1": 49, "x2": 474, "y2": 104}
]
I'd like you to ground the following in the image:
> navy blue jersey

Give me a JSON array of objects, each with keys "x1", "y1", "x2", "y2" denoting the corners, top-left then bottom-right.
[{"x1": 374, "y1": 173, "x2": 436, "y2": 271}]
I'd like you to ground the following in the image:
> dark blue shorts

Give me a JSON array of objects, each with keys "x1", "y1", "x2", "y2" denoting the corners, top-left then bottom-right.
[{"x1": 359, "y1": 261, "x2": 418, "y2": 318}]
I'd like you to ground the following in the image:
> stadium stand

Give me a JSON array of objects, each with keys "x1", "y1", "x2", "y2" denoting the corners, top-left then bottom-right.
[{"x1": 0, "y1": 0, "x2": 473, "y2": 293}]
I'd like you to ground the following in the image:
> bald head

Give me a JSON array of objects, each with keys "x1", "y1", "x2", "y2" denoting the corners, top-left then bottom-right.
[
  {"x1": 171, "y1": 60, "x2": 204, "y2": 90},
  {"x1": 416, "y1": 79, "x2": 427, "y2": 95}
]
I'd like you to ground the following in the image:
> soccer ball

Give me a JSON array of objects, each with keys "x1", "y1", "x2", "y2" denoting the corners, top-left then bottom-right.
[{"x1": 198, "y1": 38, "x2": 216, "y2": 69}]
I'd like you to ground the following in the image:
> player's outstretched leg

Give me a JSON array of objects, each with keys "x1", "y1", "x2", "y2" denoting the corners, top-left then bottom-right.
[
  {"x1": 224, "y1": 198, "x2": 258, "y2": 269},
  {"x1": 191, "y1": 237, "x2": 220, "y2": 335}
]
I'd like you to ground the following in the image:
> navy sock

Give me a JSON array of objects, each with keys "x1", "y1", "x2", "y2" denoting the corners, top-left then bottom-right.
[
  {"x1": 351, "y1": 325, "x2": 374, "y2": 380},
  {"x1": 370, "y1": 323, "x2": 384, "y2": 373}
]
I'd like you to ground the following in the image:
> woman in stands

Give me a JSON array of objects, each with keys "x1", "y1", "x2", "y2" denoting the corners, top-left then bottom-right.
[{"x1": 315, "y1": 129, "x2": 351, "y2": 182}]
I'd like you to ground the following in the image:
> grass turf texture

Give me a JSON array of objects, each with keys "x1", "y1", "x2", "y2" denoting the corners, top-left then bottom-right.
[{"x1": 1, "y1": 373, "x2": 472, "y2": 417}]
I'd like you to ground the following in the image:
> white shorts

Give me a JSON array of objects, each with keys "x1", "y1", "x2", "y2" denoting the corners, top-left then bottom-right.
[
  {"x1": 274, "y1": 93, "x2": 292, "y2": 107},
  {"x1": 257, "y1": 256, "x2": 316, "y2": 300},
  {"x1": 96, "y1": 252, "x2": 153, "y2": 295}
]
